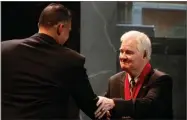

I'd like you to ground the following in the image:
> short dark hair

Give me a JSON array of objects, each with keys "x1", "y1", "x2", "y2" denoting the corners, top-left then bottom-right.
[{"x1": 38, "y1": 3, "x2": 72, "y2": 27}]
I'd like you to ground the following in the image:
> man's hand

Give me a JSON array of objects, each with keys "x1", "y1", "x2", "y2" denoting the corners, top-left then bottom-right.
[{"x1": 94, "y1": 96, "x2": 115, "y2": 119}]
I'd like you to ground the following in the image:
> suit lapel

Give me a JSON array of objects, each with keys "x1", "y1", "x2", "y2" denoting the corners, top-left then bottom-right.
[
  {"x1": 120, "y1": 71, "x2": 126, "y2": 99},
  {"x1": 136, "y1": 68, "x2": 154, "y2": 98},
  {"x1": 117, "y1": 69, "x2": 154, "y2": 99}
]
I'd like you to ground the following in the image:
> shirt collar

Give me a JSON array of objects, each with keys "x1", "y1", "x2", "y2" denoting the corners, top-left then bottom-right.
[
  {"x1": 128, "y1": 73, "x2": 140, "y2": 83},
  {"x1": 31, "y1": 33, "x2": 59, "y2": 45}
]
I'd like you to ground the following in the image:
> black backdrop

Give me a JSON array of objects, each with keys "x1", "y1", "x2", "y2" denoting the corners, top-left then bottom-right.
[{"x1": 1, "y1": 2, "x2": 80, "y2": 52}]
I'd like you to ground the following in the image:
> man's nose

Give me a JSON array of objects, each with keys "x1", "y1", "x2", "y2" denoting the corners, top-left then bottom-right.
[
  {"x1": 119, "y1": 57, "x2": 128, "y2": 62},
  {"x1": 119, "y1": 53, "x2": 127, "y2": 59}
]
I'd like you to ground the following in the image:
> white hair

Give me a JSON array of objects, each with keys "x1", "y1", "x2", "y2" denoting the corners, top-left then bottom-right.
[{"x1": 120, "y1": 30, "x2": 152, "y2": 60}]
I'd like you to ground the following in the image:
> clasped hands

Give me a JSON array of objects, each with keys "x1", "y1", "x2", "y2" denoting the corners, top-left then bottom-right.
[{"x1": 94, "y1": 96, "x2": 115, "y2": 119}]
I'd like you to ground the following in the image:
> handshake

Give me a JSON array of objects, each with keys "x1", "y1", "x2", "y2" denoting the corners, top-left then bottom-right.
[{"x1": 94, "y1": 96, "x2": 115, "y2": 119}]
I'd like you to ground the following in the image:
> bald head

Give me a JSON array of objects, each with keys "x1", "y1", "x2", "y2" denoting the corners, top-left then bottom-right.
[{"x1": 120, "y1": 30, "x2": 152, "y2": 60}]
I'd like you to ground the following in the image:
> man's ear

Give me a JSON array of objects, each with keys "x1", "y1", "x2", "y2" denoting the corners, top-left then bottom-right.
[
  {"x1": 143, "y1": 50, "x2": 147, "y2": 58},
  {"x1": 57, "y1": 24, "x2": 64, "y2": 36},
  {"x1": 60, "y1": 23, "x2": 65, "y2": 29},
  {"x1": 57, "y1": 25, "x2": 60, "y2": 35}
]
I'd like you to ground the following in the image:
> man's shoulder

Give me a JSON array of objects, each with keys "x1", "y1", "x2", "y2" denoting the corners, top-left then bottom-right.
[
  {"x1": 153, "y1": 69, "x2": 171, "y2": 78},
  {"x1": 61, "y1": 47, "x2": 86, "y2": 66},
  {"x1": 63, "y1": 47, "x2": 85, "y2": 60},
  {"x1": 151, "y1": 69, "x2": 172, "y2": 83},
  {"x1": 2, "y1": 39, "x2": 24, "y2": 45},
  {"x1": 1, "y1": 39, "x2": 26, "y2": 51},
  {"x1": 109, "y1": 71, "x2": 126, "y2": 81},
  {"x1": 154, "y1": 69, "x2": 167, "y2": 76}
]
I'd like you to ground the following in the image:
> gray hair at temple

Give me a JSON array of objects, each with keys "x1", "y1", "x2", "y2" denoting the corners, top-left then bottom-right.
[{"x1": 120, "y1": 30, "x2": 152, "y2": 60}]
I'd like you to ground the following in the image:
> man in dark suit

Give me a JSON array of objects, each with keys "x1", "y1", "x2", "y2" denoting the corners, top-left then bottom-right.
[
  {"x1": 95, "y1": 30, "x2": 173, "y2": 120},
  {"x1": 2, "y1": 3, "x2": 110, "y2": 120}
]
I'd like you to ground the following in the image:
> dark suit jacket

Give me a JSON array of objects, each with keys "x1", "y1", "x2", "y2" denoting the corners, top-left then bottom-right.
[
  {"x1": 105, "y1": 69, "x2": 173, "y2": 120},
  {"x1": 2, "y1": 33, "x2": 98, "y2": 120}
]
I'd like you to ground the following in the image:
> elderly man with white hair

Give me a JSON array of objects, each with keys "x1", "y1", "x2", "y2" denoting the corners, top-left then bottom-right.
[{"x1": 95, "y1": 30, "x2": 173, "y2": 120}]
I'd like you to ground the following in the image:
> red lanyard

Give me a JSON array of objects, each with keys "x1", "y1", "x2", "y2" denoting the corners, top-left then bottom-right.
[{"x1": 124, "y1": 63, "x2": 151, "y2": 100}]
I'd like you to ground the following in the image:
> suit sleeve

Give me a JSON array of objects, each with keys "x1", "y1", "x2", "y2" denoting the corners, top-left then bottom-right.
[
  {"x1": 111, "y1": 75, "x2": 173, "y2": 119},
  {"x1": 66, "y1": 65, "x2": 98, "y2": 119}
]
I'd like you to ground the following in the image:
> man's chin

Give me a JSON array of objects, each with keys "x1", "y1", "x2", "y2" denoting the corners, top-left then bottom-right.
[{"x1": 120, "y1": 66, "x2": 129, "y2": 72}]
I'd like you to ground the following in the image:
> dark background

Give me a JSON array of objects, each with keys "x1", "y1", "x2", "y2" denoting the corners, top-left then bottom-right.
[{"x1": 1, "y1": 2, "x2": 80, "y2": 52}]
